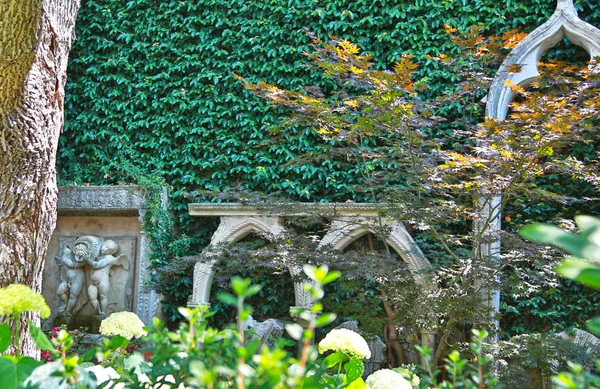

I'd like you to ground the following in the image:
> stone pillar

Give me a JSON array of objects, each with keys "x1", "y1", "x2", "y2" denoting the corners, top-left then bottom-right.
[
  {"x1": 135, "y1": 209, "x2": 162, "y2": 325},
  {"x1": 420, "y1": 331, "x2": 437, "y2": 365}
]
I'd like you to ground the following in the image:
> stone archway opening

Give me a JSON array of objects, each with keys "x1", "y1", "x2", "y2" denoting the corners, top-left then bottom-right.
[
  {"x1": 321, "y1": 230, "x2": 421, "y2": 367},
  {"x1": 207, "y1": 232, "x2": 296, "y2": 328}
]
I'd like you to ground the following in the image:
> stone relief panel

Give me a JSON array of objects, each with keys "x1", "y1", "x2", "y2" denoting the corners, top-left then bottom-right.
[{"x1": 51, "y1": 236, "x2": 135, "y2": 327}]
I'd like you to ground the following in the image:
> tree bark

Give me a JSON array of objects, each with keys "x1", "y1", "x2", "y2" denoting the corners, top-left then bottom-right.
[{"x1": 0, "y1": 0, "x2": 80, "y2": 358}]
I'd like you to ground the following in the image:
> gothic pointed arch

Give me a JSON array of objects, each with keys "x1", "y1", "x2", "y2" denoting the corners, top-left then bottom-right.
[
  {"x1": 318, "y1": 217, "x2": 432, "y2": 282},
  {"x1": 486, "y1": 0, "x2": 600, "y2": 120},
  {"x1": 210, "y1": 216, "x2": 286, "y2": 245},
  {"x1": 190, "y1": 216, "x2": 286, "y2": 307}
]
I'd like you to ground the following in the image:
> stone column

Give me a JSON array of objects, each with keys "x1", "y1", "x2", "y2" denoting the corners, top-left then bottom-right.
[{"x1": 135, "y1": 209, "x2": 162, "y2": 325}]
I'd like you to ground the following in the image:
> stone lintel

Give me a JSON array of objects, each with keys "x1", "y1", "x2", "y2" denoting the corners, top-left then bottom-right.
[
  {"x1": 188, "y1": 202, "x2": 395, "y2": 217},
  {"x1": 58, "y1": 186, "x2": 145, "y2": 215}
]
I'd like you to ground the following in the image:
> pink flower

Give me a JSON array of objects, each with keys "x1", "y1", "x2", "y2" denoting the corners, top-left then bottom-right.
[
  {"x1": 41, "y1": 350, "x2": 52, "y2": 361},
  {"x1": 52, "y1": 327, "x2": 59, "y2": 335}
]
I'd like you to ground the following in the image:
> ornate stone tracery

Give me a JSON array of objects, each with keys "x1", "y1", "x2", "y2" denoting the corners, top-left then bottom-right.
[
  {"x1": 187, "y1": 203, "x2": 432, "y2": 308},
  {"x1": 486, "y1": 0, "x2": 600, "y2": 120},
  {"x1": 319, "y1": 216, "x2": 430, "y2": 279}
]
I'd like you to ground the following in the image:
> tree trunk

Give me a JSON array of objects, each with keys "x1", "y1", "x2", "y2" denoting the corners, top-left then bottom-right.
[{"x1": 0, "y1": 0, "x2": 80, "y2": 358}]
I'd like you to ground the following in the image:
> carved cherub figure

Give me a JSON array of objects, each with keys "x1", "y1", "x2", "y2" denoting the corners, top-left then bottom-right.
[
  {"x1": 55, "y1": 245, "x2": 87, "y2": 315},
  {"x1": 85, "y1": 239, "x2": 129, "y2": 315}
]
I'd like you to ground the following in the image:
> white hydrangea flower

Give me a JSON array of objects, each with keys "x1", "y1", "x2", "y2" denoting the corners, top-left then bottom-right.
[
  {"x1": 394, "y1": 365, "x2": 421, "y2": 388},
  {"x1": 100, "y1": 311, "x2": 147, "y2": 340},
  {"x1": 318, "y1": 328, "x2": 372, "y2": 359},
  {"x1": 366, "y1": 369, "x2": 412, "y2": 389}
]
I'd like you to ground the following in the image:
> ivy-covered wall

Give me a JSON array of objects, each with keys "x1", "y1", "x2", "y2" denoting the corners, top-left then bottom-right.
[
  {"x1": 59, "y1": 0, "x2": 600, "y2": 330},
  {"x1": 60, "y1": 0, "x2": 599, "y2": 198}
]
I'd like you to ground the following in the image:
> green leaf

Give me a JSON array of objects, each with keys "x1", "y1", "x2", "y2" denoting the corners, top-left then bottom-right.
[
  {"x1": 0, "y1": 356, "x2": 41, "y2": 389},
  {"x1": 303, "y1": 265, "x2": 316, "y2": 281},
  {"x1": 0, "y1": 324, "x2": 11, "y2": 354},
  {"x1": 245, "y1": 284, "x2": 262, "y2": 298},
  {"x1": 520, "y1": 224, "x2": 600, "y2": 261},
  {"x1": 322, "y1": 351, "x2": 345, "y2": 368},
  {"x1": 109, "y1": 335, "x2": 129, "y2": 350},
  {"x1": 124, "y1": 352, "x2": 146, "y2": 376},
  {"x1": 28, "y1": 321, "x2": 54, "y2": 352},
  {"x1": 586, "y1": 316, "x2": 600, "y2": 336},
  {"x1": 344, "y1": 357, "x2": 365, "y2": 384},
  {"x1": 314, "y1": 266, "x2": 328, "y2": 282},
  {"x1": 232, "y1": 277, "x2": 249, "y2": 297},
  {"x1": 16, "y1": 357, "x2": 41, "y2": 383},
  {"x1": 322, "y1": 271, "x2": 341, "y2": 285},
  {"x1": 314, "y1": 313, "x2": 337, "y2": 328},
  {"x1": 346, "y1": 376, "x2": 366, "y2": 389},
  {"x1": 0, "y1": 357, "x2": 18, "y2": 389},
  {"x1": 177, "y1": 307, "x2": 191, "y2": 320},
  {"x1": 556, "y1": 258, "x2": 600, "y2": 289},
  {"x1": 217, "y1": 292, "x2": 237, "y2": 306},
  {"x1": 80, "y1": 346, "x2": 99, "y2": 362}
]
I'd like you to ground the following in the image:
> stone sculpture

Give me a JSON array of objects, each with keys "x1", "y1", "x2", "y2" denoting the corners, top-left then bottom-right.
[
  {"x1": 244, "y1": 315, "x2": 285, "y2": 350},
  {"x1": 55, "y1": 245, "x2": 86, "y2": 315},
  {"x1": 86, "y1": 239, "x2": 130, "y2": 315},
  {"x1": 55, "y1": 236, "x2": 130, "y2": 320}
]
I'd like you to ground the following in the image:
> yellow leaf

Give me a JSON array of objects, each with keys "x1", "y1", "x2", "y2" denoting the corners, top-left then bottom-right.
[
  {"x1": 444, "y1": 24, "x2": 457, "y2": 34},
  {"x1": 338, "y1": 40, "x2": 360, "y2": 55},
  {"x1": 349, "y1": 66, "x2": 364, "y2": 75}
]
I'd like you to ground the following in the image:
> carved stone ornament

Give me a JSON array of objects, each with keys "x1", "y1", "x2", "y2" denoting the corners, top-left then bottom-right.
[
  {"x1": 54, "y1": 236, "x2": 131, "y2": 324},
  {"x1": 486, "y1": 0, "x2": 600, "y2": 121},
  {"x1": 58, "y1": 186, "x2": 144, "y2": 213},
  {"x1": 52, "y1": 185, "x2": 168, "y2": 326},
  {"x1": 244, "y1": 315, "x2": 285, "y2": 350}
]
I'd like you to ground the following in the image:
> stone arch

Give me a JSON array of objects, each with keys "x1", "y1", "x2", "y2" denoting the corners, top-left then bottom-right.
[
  {"x1": 210, "y1": 216, "x2": 286, "y2": 245},
  {"x1": 486, "y1": 0, "x2": 600, "y2": 120},
  {"x1": 189, "y1": 216, "x2": 286, "y2": 307},
  {"x1": 317, "y1": 216, "x2": 437, "y2": 361},
  {"x1": 318, "y1": 217, "x2": 432, "y2": 282}
]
